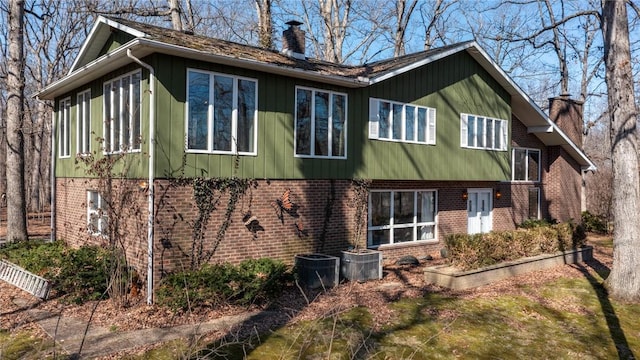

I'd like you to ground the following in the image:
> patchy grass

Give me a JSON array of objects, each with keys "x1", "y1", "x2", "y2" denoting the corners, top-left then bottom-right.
[
  {"x1": 199, "y1": 276, "x2": 640, "y2": 359},
  {"x1": 0, "y1": 329, "x2": 56, "y2": 360}
]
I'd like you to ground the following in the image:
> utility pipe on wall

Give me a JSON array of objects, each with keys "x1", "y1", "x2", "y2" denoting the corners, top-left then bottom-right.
[{"x1": 127, "y1": 49, "x2": 156, "y2": 305}]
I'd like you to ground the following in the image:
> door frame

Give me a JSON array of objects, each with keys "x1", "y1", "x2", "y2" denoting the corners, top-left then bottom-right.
[{"x1": 467, "y1": 188, "x2": 493, "y2": 234}]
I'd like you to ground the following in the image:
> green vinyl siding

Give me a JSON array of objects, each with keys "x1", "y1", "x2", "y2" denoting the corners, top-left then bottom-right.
[
  {"x1": 356, "y1": 51, "x2": 511, "y2": 181},
  {"x1": 54, "y1": 63, "x2": 149, "y2": 179},
  {"x1": 56, "y1": 49, "x2": 511, "y2": 182},
  {"x1": 152, "y1": 51, "x2": 510, "y2": 181},
  {"x1": 97, "y1": 32, "x2": 136, "y2": 59}
]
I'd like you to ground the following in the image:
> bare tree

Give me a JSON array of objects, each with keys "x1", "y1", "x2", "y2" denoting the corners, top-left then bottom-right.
[
  {"x1": 602, "y1": 0, "x2": 640, "y2": 302},
  {"x1": 420, "y1": 0, "x2": 455, "y2": 50},
  {"x1": 393, "y1": 0, "x2": 418, "y2": 57},
  {"x1": 6, "y1": 0, "x2": 28, "y2": 241}
]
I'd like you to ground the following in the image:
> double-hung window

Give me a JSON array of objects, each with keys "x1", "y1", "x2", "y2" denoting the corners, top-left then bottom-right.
[
  {"x1": 58, "y1": 98, "x2": 71, "y2": 158},
  {"x1": 186, "y1": 69, "x2": 257, "y2": 154},
  {"x1": 103, "y1": 70, "x2": 141, "y2": 153},
  {"x1": 368, "y1": 98, "x2": 436, "y2": 144},
  {"x1": 368, "y1": 190, "x2": 437, "y2": 248},
  {"x1": 295, "y1": 86, "x2": 347, "y2": 158},
  {"x1": 77, "y1": 90, "x2": 91, "y2": 155},
  {"x1": 87, "y1": 190, "x2": 107, "y2": 236},
  {"x1": 460, "y1": 113, "x2": 507, "y2": 150},
  {"x1": 512, "y1": 148, "x2": 541, "y2": 181}
]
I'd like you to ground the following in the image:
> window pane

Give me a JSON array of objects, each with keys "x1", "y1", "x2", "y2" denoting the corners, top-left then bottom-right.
[
  {"x1": 296, "y1": 89, "x2": 312, "y2": 155},
  {"x1": 495, "y1": 120, "x2": 502, "y2": 150},
  {"x1": 104, "y1": 84, "x2": 111, "y2": 152},
  {"x1": 486, "y1": 118, "x2": 493, "y2": 149},
  {"x1": 528, "y1": 188, "x2": 540, "y2": 219},
  {"x1": 122, "y1": 76, "x2": 130, "y2": 149},
  {"x1": 418, "y1": 191, "x2": 435, "y2": 223},
  {"x1": 394, "y1": 227, "x2": 413, "y2": 243},
  {"x1": 132, "y1": 72, "x2": 141, "y2": 149},
  {"x1": 405, "y1": 106, "x2": 415, "y2": 141},
  {"x1": 112, "y1": 80, "x2": 121, "y2": 151},
  {"x1": 314, "y1": 91, "x2": 329, "y2": 156},
  {"x1": 83, "y1": 93, "x2": 91, "y2": 152},
  {"x1": 417, "y1": 108, "x2": 427, "y2": 142},
  {"x1": 378, "y1": 102, "x2": 390, "y2": 139},
  {"x1": 187, "y1": 71, "x2": 209, "y2": 150},
  {"x1": 419, "y1": 225, "x2": 435, "y2": 240},
  {"x1": 369, "y1": 229, "x2": 389, "y2": 246},
  {"x1": 514, "y1": 149, "x2": 526, "y2": 180},
  {"x1": 237, "y1": 79, "x2": 256, "y2": 153},
  {"x1": 331, "y1": 94, "x2": 346, "y2": 157},
  {"x1": 467, "y1": 115, "x2": 475, "y2": 147},
  {"x1": 370, "y1": 192, "x2": 390, "y2": 227},
  {"x1": 392, "y1": 103, "x2": 403, "y2": 140},
  {"x1": 394, "y1": 191, "x2": 414, "y2": 224},
  {"x1": 213, "y1": 75, "x2": 233, "y2": 151},
  {"x1": 528, "y1": 150, "x2": 540, "y2": 181},
  {"x1": 476, "y1": 117, "x2": 485, "y2": 148}
]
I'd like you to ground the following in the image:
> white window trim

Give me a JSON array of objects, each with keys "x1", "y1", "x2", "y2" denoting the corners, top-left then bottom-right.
[
  {"x1": 185, "y1": 68, "x2": 258, "y2": 156},
  {"x1": 294, "y1": 86, "x2": 348, "y2": 159},
  {"x1": 368, "y1": 98, "x2": 436, "y2": 145},
  {"x1": 58, "y1": 97, "x2": 71, "y2": 158},
  {"x1": 103, "y1": 70, "x2": 142, "y2": 154},
  {"x1": 512, "y1": 147, "x2": 541, "y2": 182},
  {"x1": 367, "y1": 189, "x2": 438, "y2": 248},
  {"x1": 460, "y1": 113, "x2": 508, "y2": 151},
  {"x1": 77, "y1": 89, "x2": 91, "y2": 156},
  {"x1": 87, "y1": 190, "x2": 106, "y2": 236}
]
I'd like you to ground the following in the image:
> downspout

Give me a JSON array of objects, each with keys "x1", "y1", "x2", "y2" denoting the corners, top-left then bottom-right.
[
  {"x1": 50, "y1": 109, "x2": 56, "y2": 243},
  {"x1": 127, "y1": 49, "x2": 156, "y2": 305}
]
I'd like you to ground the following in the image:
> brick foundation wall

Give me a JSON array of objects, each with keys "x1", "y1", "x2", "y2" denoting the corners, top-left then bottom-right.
[{"x1": 56, "y1": 177, "x2": 150, "y2": 280}]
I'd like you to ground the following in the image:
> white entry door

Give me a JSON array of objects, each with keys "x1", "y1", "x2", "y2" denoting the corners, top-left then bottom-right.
[{"x1": 467, "y1": 189, "x2": 493, "y2": 234}]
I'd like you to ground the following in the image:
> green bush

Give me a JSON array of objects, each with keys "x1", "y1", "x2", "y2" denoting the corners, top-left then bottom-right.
[
  {"x1": 444, "y1": 221, "x2": 585, "y2": 270},
  {"x1": 156, "y1": 258, "x2": 291, "y2": 310},
  {"x1": 0, "y1": 240, "x2": 121, "y2": 304},
  {"x1": 581, "y1": 211, "x2": 608, "y2": 234}
]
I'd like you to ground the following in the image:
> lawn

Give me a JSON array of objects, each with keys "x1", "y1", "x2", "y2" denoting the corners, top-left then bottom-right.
[{"x1": 126, "y1": 236, "x2": 639, "y2": 359}]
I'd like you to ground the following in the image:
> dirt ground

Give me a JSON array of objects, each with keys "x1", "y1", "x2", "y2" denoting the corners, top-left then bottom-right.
[{"x1": 0, "y1": 223, "x2": 614, "y2": 357}]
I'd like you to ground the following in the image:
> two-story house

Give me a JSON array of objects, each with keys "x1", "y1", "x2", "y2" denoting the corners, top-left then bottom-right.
[{"x1": 38, "y1": 17, "x2": 595, "y2": 301}]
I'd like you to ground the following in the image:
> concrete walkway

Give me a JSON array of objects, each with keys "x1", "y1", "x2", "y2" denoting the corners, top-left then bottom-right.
[{"x1": 13, "y1": 297, "x2": 272, "y2": 359}]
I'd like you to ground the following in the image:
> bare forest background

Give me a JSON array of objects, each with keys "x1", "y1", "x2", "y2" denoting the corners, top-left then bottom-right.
[{"x1": 0, "y1": 0, "x2": 638, "y2": 223}]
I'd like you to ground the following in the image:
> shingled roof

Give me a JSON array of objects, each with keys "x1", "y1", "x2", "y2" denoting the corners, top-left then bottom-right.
[{"x1": 97, "y1": 16, "x2": 473, "y2": 80}]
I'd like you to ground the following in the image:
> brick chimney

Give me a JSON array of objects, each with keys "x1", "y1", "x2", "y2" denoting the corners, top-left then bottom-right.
[
  {"x1": 548, "y1": 94, "x2": 584, "y2": 148},
  {"x1": 282, "y1": 20, "x2": 306, "y2": 60}
]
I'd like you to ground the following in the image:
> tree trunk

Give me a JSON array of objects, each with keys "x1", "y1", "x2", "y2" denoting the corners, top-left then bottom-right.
[
  {"x1": 168, "y1": 0, "x2": 183, "y2": 31},
  {"x1": 6, "y1": 0, "x2": 28, "y2": 241},
  {"x1": 602, "y1": 0, "x2": 640, "y2": 302},
  {"x1": 255, "y1": 0, "x2": 273, "y2": 49}
]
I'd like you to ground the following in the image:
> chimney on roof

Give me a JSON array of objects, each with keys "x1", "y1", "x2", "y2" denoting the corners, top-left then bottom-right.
[
  {"x1": 548, "y1": 94, "x2": 584, "y2": 148},
  {"x1": 282, "y1": 20, "x2": 306, "y2": 60}
]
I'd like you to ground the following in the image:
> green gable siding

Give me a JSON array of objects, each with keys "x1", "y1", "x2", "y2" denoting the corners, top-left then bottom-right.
[
  {"x1": 355, "y1": 51, "x2": 511, "y2": 181},
  {"x1": 97, "y1": 32, "x2": 136, "y2": 58}
]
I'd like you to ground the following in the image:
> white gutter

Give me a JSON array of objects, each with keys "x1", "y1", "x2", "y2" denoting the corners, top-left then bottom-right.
[
  {"x1": 127, "y1": 49, "x2": 156, "y2": 305},
  {"x1": 50, "y1": 110, "x2": 56, "y2": 243}
]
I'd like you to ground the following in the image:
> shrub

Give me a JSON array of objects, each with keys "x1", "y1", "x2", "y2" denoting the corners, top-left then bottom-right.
[
  {"x1": 444, "y1": 221, "x2": 585, "y2": 270},
  {"x1": 156, "y1": 258, "x2": 291, "y2": 310},
  {"x1": 581, "y1": 211, "x2": 608, "y2": 234},
  {"x1": 0, "y1": 240, "x2": 122, "y2": 304}
]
